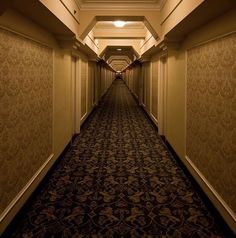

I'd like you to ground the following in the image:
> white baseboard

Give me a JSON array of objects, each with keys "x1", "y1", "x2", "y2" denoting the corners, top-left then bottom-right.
[
  {"x1": 141, "y1": 103, "x2": 146, "y2": 108},
  {"x1": 184, "y1": 155, "x2": 236, "y2": 234},
  {"x1": 80, "y1": 112, "x2": 87, "y2": 125},
  {"x1": 150, "y1": 113, "x2": 158, "y2": 126},
  {"x1": 0, "y1": 154, "x2": 55, "y2": 235},
  {"x1": 80, "y1": 106, "x2": 95, "y2": 126}
]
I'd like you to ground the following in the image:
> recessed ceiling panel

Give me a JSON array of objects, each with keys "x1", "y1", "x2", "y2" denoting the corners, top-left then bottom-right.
[
  {"x1": 95, "y1": 21, "x2": 145, "y2": 29},
  {"x1": 93, "y1": 21, "x2": 147, "y2": 42}
]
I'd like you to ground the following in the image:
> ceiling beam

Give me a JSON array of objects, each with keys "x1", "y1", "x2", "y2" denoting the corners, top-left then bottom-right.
[{"x1": 79, "y1": 14, "x2": 160, "y2": 40}]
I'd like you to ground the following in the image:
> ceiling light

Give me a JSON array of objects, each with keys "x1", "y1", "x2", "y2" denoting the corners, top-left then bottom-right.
[
  {"x1": 114, "y1": 21, "x2": 126, "y2": 27},
  {"x1": 117, "y1": 48, "x2": 122, "y2": 51}
]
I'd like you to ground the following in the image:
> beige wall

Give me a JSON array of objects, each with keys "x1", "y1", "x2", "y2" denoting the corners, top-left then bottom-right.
[
  {"x1": 53, "y1": 50, "x2": 73, "y2": 158},
  {"x1": 187, "y1": 31, "x2": 236, "y2": 217},
  {"x1": 0, "y1": 10, "x2": 71, "y2": 232},
  {"x1": 151, "y1": 59, "x2": 159, "y2": 121},
  {"x1": 124, "y1": 64, "x2": 141, "y2": 101},
  {"x1": 166, "y1": 9, "x2": 236, "y2": 231},
  {"x1": 0, "y1": 27, "x2": 53, "y2": 215},
  {"x1": 96, "y1": 63, "x2": 114, "y2": 99},
  {"x1": 0, "y1": 9, "x2": 76, "y2": 161},
  {"x1": 124, "y1": 8, "x2": 236, "y2": 233},
  {"x1": 0, "y1": 8, "x2": 109, "y2": 234},
  {"x1": 182, "y1": 10, "x2": 236, "y2": 231},
  {"x1": 166, "y1": 50, "x2": 186, "y2": 158}
]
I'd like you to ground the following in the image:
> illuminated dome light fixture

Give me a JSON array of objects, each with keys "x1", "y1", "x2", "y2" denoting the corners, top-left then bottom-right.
[
  {"x1": 117, "y1": 48, "x2": 122, "y2": 51},
  {"x1": 114, "y1": 20, "x2": 126, "y2": 27}
]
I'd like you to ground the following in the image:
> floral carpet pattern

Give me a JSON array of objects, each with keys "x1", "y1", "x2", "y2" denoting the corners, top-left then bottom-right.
[{"x1": 6, "y1": 79, "x2": 228, "y2": 237}]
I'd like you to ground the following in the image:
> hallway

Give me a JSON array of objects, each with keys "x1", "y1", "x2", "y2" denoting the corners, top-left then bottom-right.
[
  {"x1": 1, "y1": 0, "x2": 236, "y2": 236},
  {"x1": 4, "y1": 79, "x2": 229, "y2": 237}
]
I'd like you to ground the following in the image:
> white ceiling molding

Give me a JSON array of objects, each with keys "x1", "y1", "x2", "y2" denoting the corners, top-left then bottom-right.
[{"x1": 76, "y1": 0, "x2": 166, "y2": 10}]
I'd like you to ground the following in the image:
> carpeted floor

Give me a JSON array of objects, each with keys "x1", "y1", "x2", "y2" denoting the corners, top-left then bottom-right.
[{"x1": 5, "y1": 79, "x2": 230, "y2": 237}]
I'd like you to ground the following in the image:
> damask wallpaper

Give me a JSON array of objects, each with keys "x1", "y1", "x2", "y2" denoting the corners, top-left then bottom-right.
[
  {"x1": 0, "y1": 28, "x2": 53, "y2": 214},
  {"x1": 187, "y1": 33, "x2": 236, "y2": 214}
]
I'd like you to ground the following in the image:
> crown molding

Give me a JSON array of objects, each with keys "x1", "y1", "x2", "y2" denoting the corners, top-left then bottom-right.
[{"x1": 76, "y1": 0, "x2": 167, "y2": 10}]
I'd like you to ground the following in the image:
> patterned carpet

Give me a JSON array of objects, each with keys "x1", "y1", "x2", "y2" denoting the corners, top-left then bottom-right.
[{"x1": 5, "y1": 79, "x2": 229, "y2": 237}]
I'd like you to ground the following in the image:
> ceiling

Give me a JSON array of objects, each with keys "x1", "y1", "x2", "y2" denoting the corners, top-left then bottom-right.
[
  {"x1": 90, "y1": 20, "x2": 151, "y2": 71},
  {"x1": 77, "y1": 1, "x2": 164, "y2": 71},
  {"x1": 77, "y1": 0, "x2": 165, "y2": 10},
  {"x1": 93, "y1": 21, "x2": 147, "y2": 39},
  {"x1": 100, "y1": 46, "x2": 138, "y2": 71},
  {"x1": 11, "y1": 0, "x2": 160, "y2": 72}
]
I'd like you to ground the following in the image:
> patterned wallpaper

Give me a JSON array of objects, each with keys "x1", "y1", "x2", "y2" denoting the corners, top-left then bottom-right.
[
  {"x1": 0, "y1": 28, "x2": 53, "y2": 214},
  {"x1": 187, "y1": 33, "x2": 236, "y2": 214}
]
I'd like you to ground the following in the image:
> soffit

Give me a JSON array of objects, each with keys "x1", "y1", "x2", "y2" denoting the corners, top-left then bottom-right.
[
  {"x1": 83, "y1": 7, "x2": 160, "y2": 71},
  {"x1": 91, "y1": 19, "x2": 145, "y2": 71},
  {"x1": 93, "y1": 21, "x2": 147, "y2": 39},
  {"x1": 101, "y1": 46, "x2": 138, "y2": 60},
  {"x1": 100, "y1": 45, "x2": 139, "y2": 71},
  {"x1": 108, "y1": 56, "x2": 131, "y2": 64}
]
